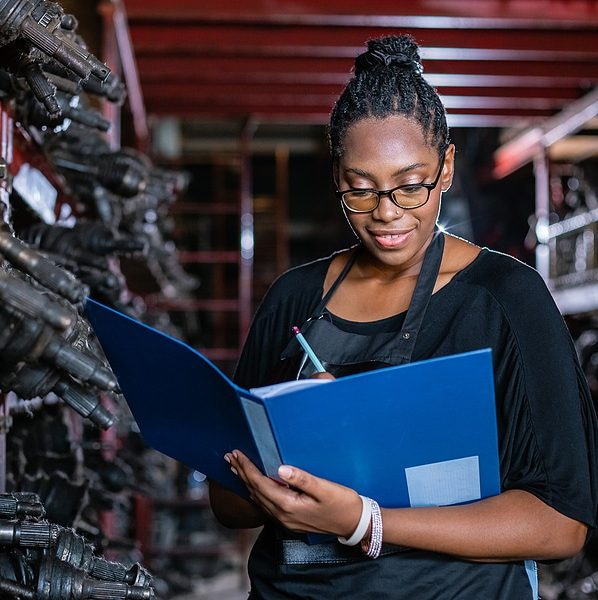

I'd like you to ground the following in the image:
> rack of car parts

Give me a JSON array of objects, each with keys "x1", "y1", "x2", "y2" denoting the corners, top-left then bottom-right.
[{"x1": 0, "y1": 1, "x2": 236, "y2": 597}]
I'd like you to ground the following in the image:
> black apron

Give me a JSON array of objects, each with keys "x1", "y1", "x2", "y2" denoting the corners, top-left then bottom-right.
[
  {"x1": 248, "y1": 231, "x2": 457, "y2": 599},
  {"x1": 275, "y1": 229, "x2": 445, "y2": 381},
  {"x1": 248, "y1": 231, "x2": 535, "y2": 599},
  {"x1": 246, "y1": 232, "x2": 537, "y2": 599}
]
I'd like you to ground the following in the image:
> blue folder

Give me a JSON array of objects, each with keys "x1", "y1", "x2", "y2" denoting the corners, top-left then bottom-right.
[{"x1": 85, "y1": 298, "x2": 501, "y2": 508}]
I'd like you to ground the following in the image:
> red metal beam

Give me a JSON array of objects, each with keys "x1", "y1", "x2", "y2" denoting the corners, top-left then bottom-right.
[
  {"x1": 419, "y1": 75, "x2": 594, "y2": 90},
  {"x1": 441, "y1": 97, "x2": 568, "y2": 110},
  {"x1": 129, "y1": 24, "x2": 598, "y2": 56},
  {"x1": 143, "y1": 92, "x2": 343, "y2": 109},
  {"x1": 138, "y1": 69, "x2": 591, "y2": 90},
  {"x1": 148, "y1": 104, "x2": 546, "y2": 128},
  {"x1": 442, "y1": 108, "x2": 554, "y2": 116},
  {"x1": 124, "y1": 1, "x2": 598, "y2": 125},
  {"x1": 145, "y1": 99, "x2": 555, "y2": 117},
  {"x1": 124, "y1": 0, "x2": 598, "y2": 28},
  {"x1": 141, "y1": 69, "x2": 598, "y2": 95},
  {"x1": 143, "y1": 108, "x2": 546, "y2": 129},
  {"x1": 100, "y1": 0, "x2": 149, "y2": 150},
  {"x1": 141, "y1": 82, "x2": 582, "y2": 102},
  {"x1": 100, "y1": 1, "x2": 121, "y2": 149},
  {"x1": 145, "y1": 99, "x2": 562, "y2": 113},
  {"x1": 134, "y1": 56, "x2": 598, "y2": 79},
  {"x1": 132, "y1": 42, "x2": 598, "y2": 63}
]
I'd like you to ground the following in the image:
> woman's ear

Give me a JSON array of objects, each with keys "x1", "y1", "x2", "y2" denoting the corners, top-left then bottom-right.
[{"x1": 440, "y1": 144, "x2": 456, "y2": 193}]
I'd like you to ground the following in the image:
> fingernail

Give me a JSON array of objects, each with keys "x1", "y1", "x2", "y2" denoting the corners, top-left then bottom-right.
[
  {"x1": 232, "y1": 450, "x2": 239, "y2": 459},
  {"x1": 231, "y1": 467, "x2": 238, "y2": 476},
  {"x1": 278, "y1": 465, "x2": 293, "y2": 479},
  {"x1": 224, "y1": 454, "x2": 231, "y2": 463}
]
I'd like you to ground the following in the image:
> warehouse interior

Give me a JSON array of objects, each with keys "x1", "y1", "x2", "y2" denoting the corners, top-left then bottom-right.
[{"x1": 0, "y1": 0, "x2": 597, "y2": 598}]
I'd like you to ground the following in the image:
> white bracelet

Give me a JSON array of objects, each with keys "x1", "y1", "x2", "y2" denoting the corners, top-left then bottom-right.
[{"x1": 337, "y1": 495, "x2": 372, "y2": 546}]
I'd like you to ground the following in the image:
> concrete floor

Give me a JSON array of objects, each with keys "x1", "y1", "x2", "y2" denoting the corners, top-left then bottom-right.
[
  {"x1": 169, "y1": 528, "x2": 256, "y2": 599},
  {"x1": 170, "y1": 572, "x2": 249, "y2": 600}
]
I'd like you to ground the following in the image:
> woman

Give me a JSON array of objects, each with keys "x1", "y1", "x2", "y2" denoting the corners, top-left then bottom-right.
[{"x1": 209, "y1": 35, "x2": 598, "y2": 599}]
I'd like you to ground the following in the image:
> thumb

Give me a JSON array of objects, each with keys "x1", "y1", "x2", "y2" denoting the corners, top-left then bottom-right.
[{"x1": 278, "y1": 465, "x2": 319, "y2": 496}]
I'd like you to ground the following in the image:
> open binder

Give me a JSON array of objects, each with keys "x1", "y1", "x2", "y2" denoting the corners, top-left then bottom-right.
[{"x1": 85, "y1": 298, "x2": 501, "y2": 508}]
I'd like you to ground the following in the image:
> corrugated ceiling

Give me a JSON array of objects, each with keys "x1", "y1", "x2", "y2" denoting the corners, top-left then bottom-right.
[{"x1": 123, "y1": 0, "x2": 598, "y2": 130}]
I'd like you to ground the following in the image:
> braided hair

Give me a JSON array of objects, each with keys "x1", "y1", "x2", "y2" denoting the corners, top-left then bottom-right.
[{"x1": 328, "y1": 35, "x2": 449, "y2": 159}]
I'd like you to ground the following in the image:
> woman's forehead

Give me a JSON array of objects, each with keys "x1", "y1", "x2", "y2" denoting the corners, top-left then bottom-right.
[{"x1": 340, "y1": 116, "x2": 436, "y2": 165}]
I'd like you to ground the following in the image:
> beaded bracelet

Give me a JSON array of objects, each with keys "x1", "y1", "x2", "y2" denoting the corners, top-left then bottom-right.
[
  {"x1": 337, "y1": 495, "x2": 372, "y2": 546},
  {"x1": 360, "y1": 498, "x2": 383, "y2": 559}
]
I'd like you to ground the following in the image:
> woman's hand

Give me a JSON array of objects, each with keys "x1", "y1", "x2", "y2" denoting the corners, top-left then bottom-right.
[
  {"x1": 225, "y1": 450, "x2": 362, "y2": 538},
  {"x1": 310, "y1": 371, "x2": 336, "y2": 380}
]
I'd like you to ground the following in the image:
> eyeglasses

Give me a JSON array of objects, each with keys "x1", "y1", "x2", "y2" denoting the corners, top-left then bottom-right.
[{"x1": 336, "y1": 155, "x2": 446, "y2": 213}]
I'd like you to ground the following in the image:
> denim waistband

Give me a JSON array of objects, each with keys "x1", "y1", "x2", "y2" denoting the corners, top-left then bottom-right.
[{"x1": 279, "y1": 539, "x2": 409, "y2": 565}]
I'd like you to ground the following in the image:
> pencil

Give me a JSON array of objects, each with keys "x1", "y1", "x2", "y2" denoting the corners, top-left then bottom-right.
[{"x1": 291, "y1": 326, "x2": 326, "y2": 373}]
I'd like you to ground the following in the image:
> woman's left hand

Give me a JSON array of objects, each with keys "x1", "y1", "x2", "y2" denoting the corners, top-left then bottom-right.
[{"x1": 225, "y1": 450, "x2": 362, "y2": 537}]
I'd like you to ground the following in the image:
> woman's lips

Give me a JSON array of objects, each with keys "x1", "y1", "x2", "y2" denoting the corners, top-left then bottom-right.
[{"x1": 369, "y1": 228, "x2": 415, "y2": 249}]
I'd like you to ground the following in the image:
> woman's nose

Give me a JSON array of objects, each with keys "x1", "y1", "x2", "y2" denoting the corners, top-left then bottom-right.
[{"x1": 372, "y1": 192, "x2": 405, "y2": 221}]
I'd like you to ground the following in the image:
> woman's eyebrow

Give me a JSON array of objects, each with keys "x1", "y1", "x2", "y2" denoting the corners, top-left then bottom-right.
[
  {"x1": 393, "y1": 162, "x2": 429, "y2": 176},
  {"x1": 345, "y1": 162, "x2": 429, "y2": 179},
  {"x1": 344, "y1": 167, "x2": 373, "y2": 178}
]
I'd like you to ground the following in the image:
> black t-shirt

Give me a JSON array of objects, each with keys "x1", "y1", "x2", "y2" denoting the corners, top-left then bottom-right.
[{"x1": 234, "y1": 247, "x2": 598, "y2": 599}]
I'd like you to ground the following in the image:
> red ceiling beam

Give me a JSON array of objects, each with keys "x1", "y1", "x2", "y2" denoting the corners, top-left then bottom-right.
[
  {"x1": 442, "y1": 97, "x2": 567, "y2": 110},
  {"x1": 141, "y1": 82, "x2": 581, "y2": 103},
  {"x1": 125, "y1": 1, "x2": 598, "y2": 125},
  {"x1": 132, "y1": 42, "x2": 598, "y2": 63},
  {"x1": 129, "y1": 24, "x2": 598, "y2": 55},
  {"x1": 124, "y1": 0, "x2": 598, "y2": 28},
  {"x1": 424, "y1": 75, "x2": 593, "y2": 90},
  {"x1": 144, "y1": 95, "x2": 557, "y2": 115},
  {"x1": 445, "y1": 114, "x2": 546, "y2": 128},
  {"x1": 443, "y1": 108, "x2": 555, "y2": 117},
  {"x1": 139, "y1": 69, "x2": 591, "y2": 90},
  {"x1": 135, "y1": 56, "x2": 598, "y2": 80},
  {"x1": 143, "y1": 104, "x2": 552, "y2": 127}
]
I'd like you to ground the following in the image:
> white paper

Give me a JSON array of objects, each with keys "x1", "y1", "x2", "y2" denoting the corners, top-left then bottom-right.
[{"x1": 405, "y1": 456, "x2": 481, "y2": 507}]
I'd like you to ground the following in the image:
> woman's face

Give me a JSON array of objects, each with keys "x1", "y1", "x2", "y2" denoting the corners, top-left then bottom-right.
[{"x1": 335, "y1": 115, "x2": 455, "y2": 271}]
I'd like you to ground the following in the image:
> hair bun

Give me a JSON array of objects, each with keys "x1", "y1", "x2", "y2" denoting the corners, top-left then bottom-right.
[{"x1": 354, "y1": 35, "x2": 423, "y2": 76}]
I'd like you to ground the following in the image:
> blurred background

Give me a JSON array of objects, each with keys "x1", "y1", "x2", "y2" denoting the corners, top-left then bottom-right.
[{"x1": 0, "y1": 0, "x2": 596, "y2": 598}]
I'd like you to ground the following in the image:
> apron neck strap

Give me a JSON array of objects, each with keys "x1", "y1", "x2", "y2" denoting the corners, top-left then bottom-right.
[
  {"x1": 312, "y1": 228, "x2": 445, "y2": 365},
  {"x1": 395, "y1": 229, "x2": 445, "y2": 364},
  {"x1": 314, "y1": 246, "x2": 360, "y2": 315}
]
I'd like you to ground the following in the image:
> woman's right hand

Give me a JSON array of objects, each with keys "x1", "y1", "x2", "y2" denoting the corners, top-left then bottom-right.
[
  {"x1": 310, "y1": 371, "x2": 336, "y2": 380},
  {"x1": 210, "y1": 372, "x2": 334, "y2": 527}
]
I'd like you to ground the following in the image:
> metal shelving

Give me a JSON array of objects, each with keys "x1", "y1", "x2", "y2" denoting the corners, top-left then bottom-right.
[
  {"x1": 494, "y1": 88, "x2": 598, "y2": 316},
  {"x1": 154, "y1": 149, "x2": 254, "y2": 373},
  {"x1": 550, "y1": 282, "x2": 598, "y2": 316}
]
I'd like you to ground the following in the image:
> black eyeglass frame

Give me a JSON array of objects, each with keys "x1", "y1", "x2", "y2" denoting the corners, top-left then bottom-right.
[{"x1": 335, "y1": 154, "x2": 446, "y2": 213}]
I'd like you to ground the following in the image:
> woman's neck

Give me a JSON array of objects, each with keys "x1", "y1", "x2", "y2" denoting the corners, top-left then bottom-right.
[{"x1": 353, "y1": 233, "x2": 436, "y2": 283}]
